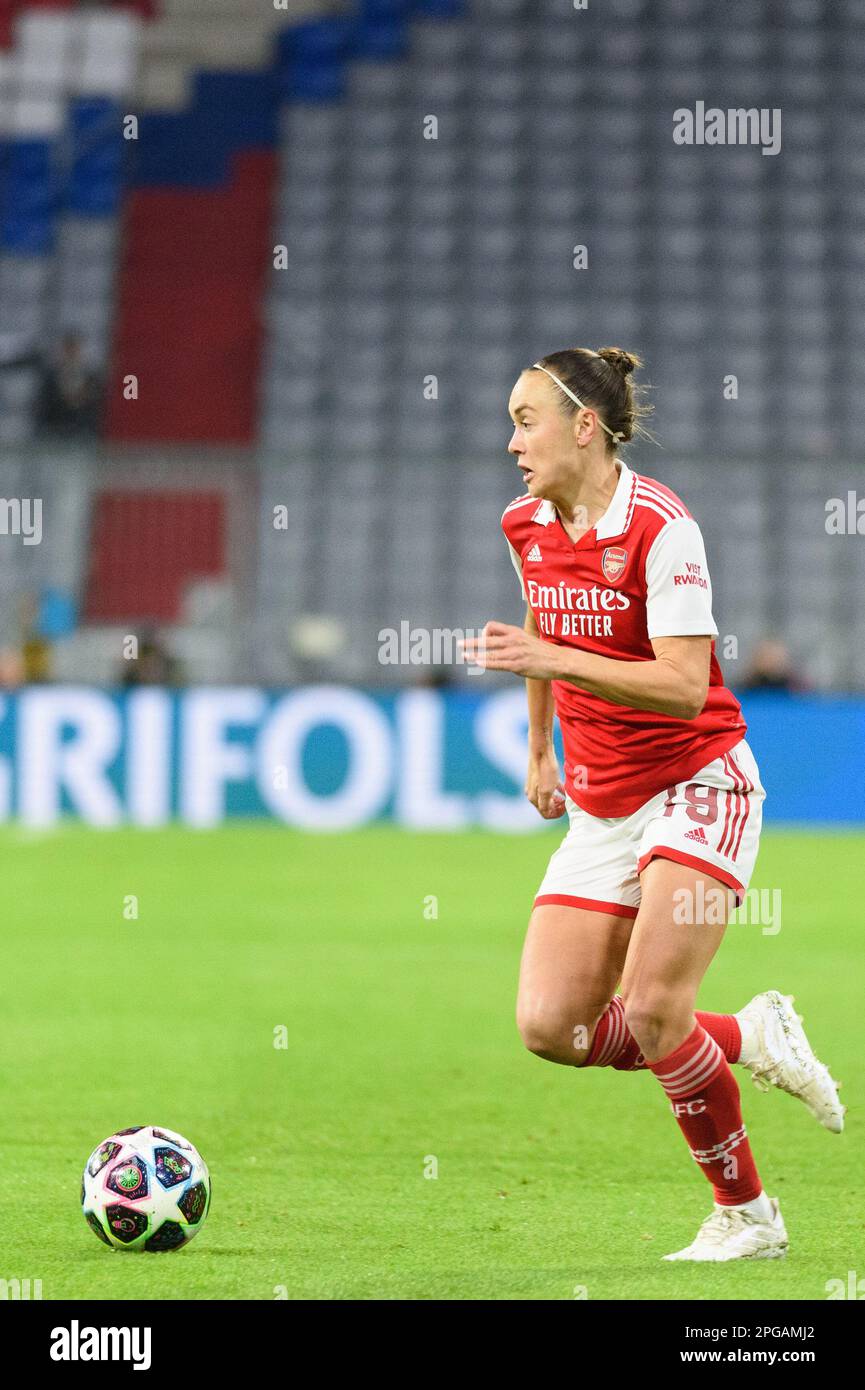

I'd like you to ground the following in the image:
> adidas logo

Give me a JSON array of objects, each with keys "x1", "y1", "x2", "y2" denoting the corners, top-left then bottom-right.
[
  {"x1": 684, "y1": 827, "x2": 709, "y2": 844},
  {"x1": 526, "y1": 544, "x2": 543, "y2": 562}
]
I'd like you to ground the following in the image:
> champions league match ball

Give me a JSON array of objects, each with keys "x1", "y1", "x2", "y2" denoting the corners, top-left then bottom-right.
[{"x1": 81, "y1": 1126, "x2": 211, "y2": 1252}]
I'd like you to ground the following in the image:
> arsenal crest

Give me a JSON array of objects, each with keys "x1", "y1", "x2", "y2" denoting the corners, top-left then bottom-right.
[{"x1": 602, "y1": 546, "x2": 628, "y2": 582}]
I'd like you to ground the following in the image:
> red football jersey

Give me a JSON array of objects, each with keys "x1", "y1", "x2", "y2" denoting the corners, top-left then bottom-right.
[{"x1": 501, "y1": 460, "x2": 747, "y2": 816}]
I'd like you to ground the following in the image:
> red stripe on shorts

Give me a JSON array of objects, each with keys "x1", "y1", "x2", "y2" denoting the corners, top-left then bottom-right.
[
  {"x1": 533, "y1": 894, "x2": 639, "y2": 919},
  {"x1": 725, "y1": 748, "x2": 754, "y2": 862},
  {"x1": 718, "y1": 753, "x2": 745, "y2": 859},
  {"x1": 718, "y1": 759, "x2": 737, "y2": 857},
  {"x1": 637, "y1": 847, "x2": 745, "y2": 903}
]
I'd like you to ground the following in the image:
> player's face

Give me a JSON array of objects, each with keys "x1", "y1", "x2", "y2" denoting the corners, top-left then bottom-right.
[{"x1": 507, "y1": 373, "x2": 577, "y2": 495}]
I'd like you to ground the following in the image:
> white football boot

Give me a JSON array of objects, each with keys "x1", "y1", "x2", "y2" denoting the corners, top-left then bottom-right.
[
  {"x1": 663, "y1": 1198, "x2": 788, "y2": 1262},
  {"x1": 736, "y1": 990, "x2": 845, "y2": 1133}
]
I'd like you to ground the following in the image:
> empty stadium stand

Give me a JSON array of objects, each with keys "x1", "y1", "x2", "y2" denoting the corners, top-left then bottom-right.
[{"x1": 1, "y1": 0, "x2": 863, "y2": 690}]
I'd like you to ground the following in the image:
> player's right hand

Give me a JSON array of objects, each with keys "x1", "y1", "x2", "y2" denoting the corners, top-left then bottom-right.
[{"x1": 525, "y1": 748, "x2": 567, "y2": 819}]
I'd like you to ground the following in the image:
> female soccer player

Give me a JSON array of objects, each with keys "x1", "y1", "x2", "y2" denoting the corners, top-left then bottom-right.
[{"x1": 461, "y1": 347, "x2": 843, "y2": 1261}]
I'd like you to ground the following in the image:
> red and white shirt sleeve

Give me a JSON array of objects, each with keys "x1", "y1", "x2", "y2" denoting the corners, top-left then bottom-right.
[
  {"x1": 506, "y1": 538, "x2": 526, "y2": 599},
  {"x1": 644, "y1": 517, "x2": 719, "y2": 640}
]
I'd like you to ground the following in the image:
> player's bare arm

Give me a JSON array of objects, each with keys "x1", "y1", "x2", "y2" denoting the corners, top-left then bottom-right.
[{"x1": 462, "y1": 623, "x2": 712, "y2": 721}]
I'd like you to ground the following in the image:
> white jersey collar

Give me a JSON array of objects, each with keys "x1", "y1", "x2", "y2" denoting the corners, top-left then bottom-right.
[{"x1": 531, "y1": 460, "x2": 635, "y2": 540}]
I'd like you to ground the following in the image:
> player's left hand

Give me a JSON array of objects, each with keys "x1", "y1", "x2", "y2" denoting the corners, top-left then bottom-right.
[{"x1": 459, "y1": 621, "x2": 563, "y2": 679}]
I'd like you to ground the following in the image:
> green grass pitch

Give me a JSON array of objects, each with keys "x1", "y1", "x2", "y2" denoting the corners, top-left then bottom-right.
[{"x1": 1, "y1": 823, "x2": 860, "y2": 1300}]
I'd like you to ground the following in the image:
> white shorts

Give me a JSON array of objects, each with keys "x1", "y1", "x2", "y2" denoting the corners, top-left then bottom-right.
[{"x1": 534, "y1": 737, "x2": 765, "y2": 919}]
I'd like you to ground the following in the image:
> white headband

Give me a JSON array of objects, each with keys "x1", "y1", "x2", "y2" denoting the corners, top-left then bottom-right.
[{"x1": 532, "y1": 362, "x2": 625, "y2": 443}]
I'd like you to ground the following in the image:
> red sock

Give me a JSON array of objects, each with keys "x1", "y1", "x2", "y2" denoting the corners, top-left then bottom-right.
[
  {"x1": 695, "y1": 1009, "x2": 741, "y2": 1063},
  {"x1": 648, "y1": 1022, "x2": 762, "y2": 1205},
  {"x1": 582, "y1": 996, "x2": 741, "y2": 1070}
]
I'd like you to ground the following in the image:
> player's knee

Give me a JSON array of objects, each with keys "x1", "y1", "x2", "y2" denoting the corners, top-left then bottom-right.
[
  {"x1": 517, "y1": 1006, "x2": 592, "y2": 1063},
  {"x1": 517, "y1": 1009, "x2": 554, "y2": 1057},
  {"x1": 621, "y1": 993, "x2": 676, "y2": 1056}
]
